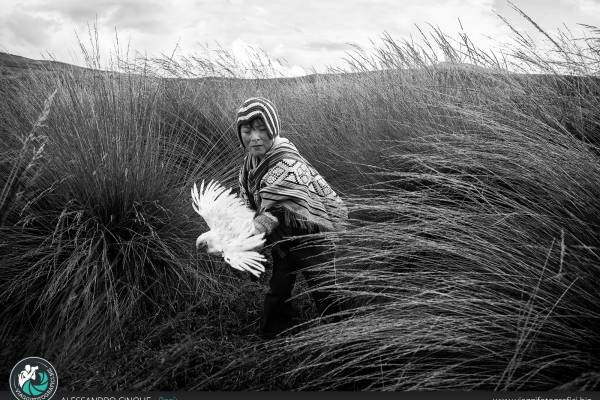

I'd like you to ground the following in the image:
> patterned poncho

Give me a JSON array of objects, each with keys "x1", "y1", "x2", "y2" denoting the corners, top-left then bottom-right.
[{"x1": 238, "y1": 138, "x2": 347, "y2": 235}]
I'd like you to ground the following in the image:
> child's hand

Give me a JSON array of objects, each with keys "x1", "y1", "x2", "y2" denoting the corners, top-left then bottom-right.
[{"x1": 252, "y1": 212, "x2": 279, "y2": 237}]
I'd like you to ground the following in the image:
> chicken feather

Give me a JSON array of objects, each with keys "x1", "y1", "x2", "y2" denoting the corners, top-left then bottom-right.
[{"x1": 191, "y1": 180, "x2": 267, "y2": 277}]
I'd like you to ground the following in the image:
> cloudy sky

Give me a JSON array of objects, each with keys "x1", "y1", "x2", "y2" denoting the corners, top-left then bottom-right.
[{"x1": 1, "y1": 0, "x2": 599, "y2": 76}]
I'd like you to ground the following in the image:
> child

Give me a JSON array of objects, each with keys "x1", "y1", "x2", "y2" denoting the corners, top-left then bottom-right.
[{"x1": 236, "y1": 97, "x2": 347, "y2": 339}]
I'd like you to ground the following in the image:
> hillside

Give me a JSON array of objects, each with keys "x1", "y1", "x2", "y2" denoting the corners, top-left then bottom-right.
[
  {"x1": 1, "y1": 30, "x2": 600, "y2": 391},
  {"x1": 0, "y1": 52, "x2": 95, "y2": 78},
  {"x1": 0, "y1": 51, "x2": 494, "y2": 82}
]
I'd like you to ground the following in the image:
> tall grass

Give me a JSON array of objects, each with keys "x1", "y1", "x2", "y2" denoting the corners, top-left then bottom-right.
[
  {"x1": 240, "y1": 116, "x2": 600, "y2": 390},
  {"x1": 0, "y1": 64, "x2": 241, "y2": 366},
  {"x1": 1, "y1": 8, "x2": 600, "y2": 391},
  {"x1": 0, "y1": 89, "x2": 54, "y2": 226},
  {"x1": 225, "y1": 20, "x2": 600, "y2": 391},
  {"x1": 153, "y1": 16, "x2": 600, "y2": 391}
]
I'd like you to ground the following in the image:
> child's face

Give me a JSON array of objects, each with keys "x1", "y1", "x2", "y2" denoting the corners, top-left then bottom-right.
[{"x1": 240, "y1": 117, "x2": 273, "y2": 159}]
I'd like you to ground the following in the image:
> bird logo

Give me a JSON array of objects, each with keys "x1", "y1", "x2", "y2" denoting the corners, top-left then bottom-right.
[{"x1": 191, "y1": 180, "x2": 267, "y2": 277}]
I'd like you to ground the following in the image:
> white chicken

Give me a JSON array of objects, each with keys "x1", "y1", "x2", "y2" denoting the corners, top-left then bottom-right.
[{"x1": 191, "y1": 179, "x2": 266, "y2": 277}]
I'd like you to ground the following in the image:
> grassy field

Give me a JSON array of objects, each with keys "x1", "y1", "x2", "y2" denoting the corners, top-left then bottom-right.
[{"x1": 1, "y1": 19, "x2": 600, "y2": 391}]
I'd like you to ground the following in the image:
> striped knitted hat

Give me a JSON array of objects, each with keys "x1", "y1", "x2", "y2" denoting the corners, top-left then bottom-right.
[{"x1": 235, "y1": 97, "x2": 281, "y2": 147}]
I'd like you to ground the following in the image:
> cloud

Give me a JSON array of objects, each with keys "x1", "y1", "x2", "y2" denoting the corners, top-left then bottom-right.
[
  {"x1": 304, "y1": 41, "x2": 353, "y2": 52},
  {"x1": 560, "y1": 0, "x2": 600, "y2": 18},
  {"x1": 33, "y1": 0, "x2": 170, "y2": 33},
  {"x1": 36, "y1": 0, "x2": 115, "y2": 21},
  {"x1": 104, "y1": 1, "x2": 171, "y2": 33},
  {"x1": 1, "y1": 10, "x2": 61, "y2": 47},
  {"x1": 246, "y1": 0, "x2": 511, "y2": 69},
  {"x1": 0, "y1": 0, "x2": 596, "y2": 74},
  {"x1": 210, "y1": 38, "x2": 307, "y2": 77}
]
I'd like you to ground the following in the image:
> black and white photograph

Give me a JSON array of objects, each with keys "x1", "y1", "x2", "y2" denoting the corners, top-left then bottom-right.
[{"x1": 1, "y1": 0, "x2": 600, "y2": 394}]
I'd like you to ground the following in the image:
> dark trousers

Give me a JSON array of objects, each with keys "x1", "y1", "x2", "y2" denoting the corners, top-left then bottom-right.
[{"x1": 260, "y1": 235, "x2": 340, "y2": 337}]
